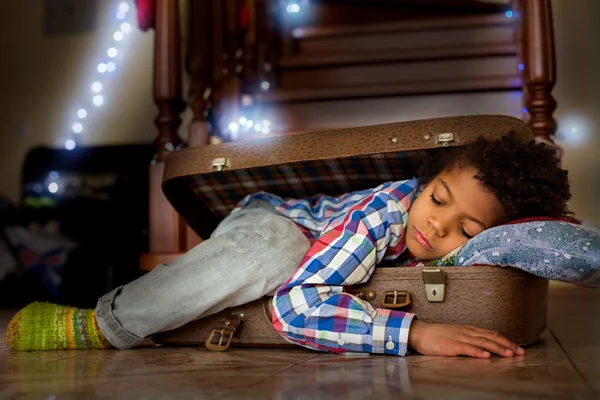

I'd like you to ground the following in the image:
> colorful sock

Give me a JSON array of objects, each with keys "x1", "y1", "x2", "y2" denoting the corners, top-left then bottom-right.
[{"x1": 5, "y1": 302, "x2": 112, "y2": 351}]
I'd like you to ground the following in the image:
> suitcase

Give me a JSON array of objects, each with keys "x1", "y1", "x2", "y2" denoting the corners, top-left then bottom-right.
[{"x1": 153, "y1": 115, "x2": 549, "y2": 350}]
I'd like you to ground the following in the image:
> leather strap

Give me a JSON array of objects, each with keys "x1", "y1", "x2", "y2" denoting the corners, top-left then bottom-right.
[{"x1": 205, "y1": 314, "x2": 245, "y2": 351}]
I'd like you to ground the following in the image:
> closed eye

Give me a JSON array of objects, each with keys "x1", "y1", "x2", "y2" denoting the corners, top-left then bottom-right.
[
  {"x1": 430, "y1": 193, "x2": 443, "y2": 206},
  {"x1": 460, "y1": 225, "x2": 474, "y2": 239},
  {"x1": 431, "y1": 193, "x2": 476, "y2": 239}
]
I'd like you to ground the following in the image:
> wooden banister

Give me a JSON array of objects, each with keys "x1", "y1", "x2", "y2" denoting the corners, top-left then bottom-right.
[
  {"x1": 142, "y1": 0, "x2": 191, "y2": 270},
  {"x1": 187, "y1": 0, "x2": 212, "y2": 148},
  {"x1": 184, "y1": 0, "x2": 213, "y2": 249},
  {"x1": 153, "y1": 0, "x2": 184, "y2": 161},
  {"x1": 520, "y1": 0, "x2": 557, "y2": 142},
  {"x1": 142, "y1": 0, "x2": 562, "y2": 270}
]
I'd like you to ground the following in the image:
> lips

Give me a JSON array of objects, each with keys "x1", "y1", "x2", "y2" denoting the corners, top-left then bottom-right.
[{"x1": 413, "y1": 227, "x2": 434, "y2": 251}]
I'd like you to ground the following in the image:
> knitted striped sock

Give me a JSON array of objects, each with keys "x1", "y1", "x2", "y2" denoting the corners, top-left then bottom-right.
[{"x1": 5, "y1": 302, "x2": 112, "y2": 351}]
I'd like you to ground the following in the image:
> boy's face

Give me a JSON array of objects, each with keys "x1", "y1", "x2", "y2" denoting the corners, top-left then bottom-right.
[{"x1": 406, "y1": 164, "x2": 505, "y2": 261}]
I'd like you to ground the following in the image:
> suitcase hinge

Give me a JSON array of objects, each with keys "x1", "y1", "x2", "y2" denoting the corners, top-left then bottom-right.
[
  {"x1": 205, "y1": 313, "x2": 245, "y2": 351},
  {"x1": 437, "y1": 133, "x2": 455, "y2": 147},
  {"x1": 422, "y1": 268, "x2": 448, "y2": 303},
  {"x1": 212, "y1": 157, "x2": 230, "y2": 171}
]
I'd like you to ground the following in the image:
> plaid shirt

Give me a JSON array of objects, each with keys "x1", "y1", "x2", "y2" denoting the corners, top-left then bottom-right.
[{"x1": 237, "y1": 178, "x2": 420, "y2": 356}]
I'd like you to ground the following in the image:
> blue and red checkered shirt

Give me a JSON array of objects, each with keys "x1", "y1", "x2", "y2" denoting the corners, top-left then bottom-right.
[{"x1": 236, "y1": 178, "x2": 421, "y2": 356}]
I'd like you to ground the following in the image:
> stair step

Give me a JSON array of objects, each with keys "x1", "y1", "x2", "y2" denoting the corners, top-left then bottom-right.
[
  {"x1": 316, "y1": 0, "x2": 506, "y2": 11},
  {"x1": 293, "y1": 14, "x2": 516, "y2": 55},
  {"x1": 245, "y1": 91, "x2": 523, "y2": 138},
  {"x1": 287, "y1": 2, "x2": 508, "y2": 32},
  {"x1": 276, "y1": 54, "x2": 519, "y2": 91},
  {"x1": 279, "y1": 43, "x2": 517, "y2": 69},
  {"x1": 257, "y1": 75, "x2": 521, "y2": 104},
  {"x1": 293, "y1": 13, "x2": 512, "y2": 39}
]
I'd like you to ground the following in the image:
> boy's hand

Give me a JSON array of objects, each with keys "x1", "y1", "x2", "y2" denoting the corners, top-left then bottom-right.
[{"x1": 407, "y1": 320, "x2": 525, "y2": 358}]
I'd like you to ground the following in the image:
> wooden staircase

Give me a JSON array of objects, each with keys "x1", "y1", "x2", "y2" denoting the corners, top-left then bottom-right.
[
  {"x1": 263, "y1": 15, "x2": 519, "y2": 102},
  {"x1": 141, "y1": 0, "x2": 558, "y2": 265},
  {"x1": 216, "y1": 0, "x2": 526, "y2": 138}
]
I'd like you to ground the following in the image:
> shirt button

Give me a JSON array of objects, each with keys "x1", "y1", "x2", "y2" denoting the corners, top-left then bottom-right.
[
  {"x1": 337, "y1": 338, "x2": 345, "y2": 346},
  {"x1": 386, "y1": 341, "x2": 395, "y2": 350}
]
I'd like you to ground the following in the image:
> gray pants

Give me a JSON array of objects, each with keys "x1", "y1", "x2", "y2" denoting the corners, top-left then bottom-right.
[{"x1": 94, "y1": 203, "x2": 310, "y2": 349}]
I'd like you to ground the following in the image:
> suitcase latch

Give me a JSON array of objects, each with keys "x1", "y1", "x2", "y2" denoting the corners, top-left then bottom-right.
[
  {"x1": 205, "y1": 313, "x2": 245, "y2": 351},
  {"x1": 437, "y1": 133, "x2": 455, "y2": 147},
  {"x1": 380, "y1": 290, "x2": 411, "y2": 309},
  {"x1": 212, "y1": 157, "x2": 230, "y2": 171},
  {"x1": 422, "y1": 268, "x2": 448, "y2": 303}
]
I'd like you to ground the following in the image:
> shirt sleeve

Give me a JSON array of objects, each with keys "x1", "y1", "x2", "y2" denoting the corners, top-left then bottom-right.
[{"x1": 271, "y1": 190, "x2": 416, "y2": 356}]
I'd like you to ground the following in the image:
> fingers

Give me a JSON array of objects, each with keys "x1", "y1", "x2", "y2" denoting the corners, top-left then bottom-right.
[
  {"x1": 456, "y1": 343, "x2": 492, "y2": 359},
  {"x1": 467, "y1": 327, "x2": 525, "y2": 355},
  {"x1": 463, "y1": 336, "x2": 516, "y2": 357}
]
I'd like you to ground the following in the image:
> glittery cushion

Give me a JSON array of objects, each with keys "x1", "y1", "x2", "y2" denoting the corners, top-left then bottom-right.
[{"x1": 426, "y1": 219, "x2": 600, "y2": 288}]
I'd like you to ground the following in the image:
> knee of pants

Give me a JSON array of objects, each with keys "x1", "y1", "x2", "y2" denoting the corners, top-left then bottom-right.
[{"x1": 256, "y1": 214, "x2": 311, "y2": 257}]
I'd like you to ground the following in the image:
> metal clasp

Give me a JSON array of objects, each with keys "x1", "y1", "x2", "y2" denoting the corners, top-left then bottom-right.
[
  {"x1": 437, "y1": 133, "x2": 455, "y2": 147},
  {"x1": 212, "y1": 157, "x2": 230, "y2": 171},
  {"x1": 437, "y1": 133, "x2": 455, "y2": 143},
  {"x1": 380, "y1": 290, "x2": 411, "y2": 309},
  {"x1": 353, "y1": 289, "x2": 377, "y2": 301},
  {"x1": 421, "y1": 268, "x2": 448, "y2": 302}
]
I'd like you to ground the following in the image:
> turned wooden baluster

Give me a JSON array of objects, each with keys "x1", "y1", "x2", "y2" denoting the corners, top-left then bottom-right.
[
  {"x1": 179, "y1": 0, "x2": 214, "y2": 250},
  {"x1": 224, "y1": 0, "x2": 243, "y2": 139},
  {"x1": 153, "y1": 0, "x2": 184, "y2": 160},
  {"x1": 187, "y1": 0, "x2": 212, "y2": 148},
  {"x1": 142, "y1": 0, "x2": 186, "y2": 269},
  {"x1": 255, "y1": 0, "x2": 280, "y2": 91},
  {"x1": 209, "y1": 0, "x2": 227, "y2": 140},
  {"x1": 243, "y1": 0, "x2": 258, "y2": 95},
  {"x1": 520, "y1": 0, "x2": 557, "y2": 143},
  {"x1": 207, "y1": 0, "x2": 244, "y2": 141}
]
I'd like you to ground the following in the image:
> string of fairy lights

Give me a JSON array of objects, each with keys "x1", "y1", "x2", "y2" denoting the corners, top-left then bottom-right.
[
  {"x1": 47, "y1": 2, "x2": 584, "y2": 196},
  {"x1": 44, "y1": 2, "x2": 134, "y2": 195},
  {"x1": 62, "y1": 1, "x2": 134, "y2": 152}
]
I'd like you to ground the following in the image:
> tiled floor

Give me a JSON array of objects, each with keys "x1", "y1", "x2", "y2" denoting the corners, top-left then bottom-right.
[{"x1": 1, "y1": 282, "x2": 598, "y2": 399}]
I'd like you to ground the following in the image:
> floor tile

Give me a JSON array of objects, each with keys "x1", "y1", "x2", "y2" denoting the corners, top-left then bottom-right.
[
  {"x1": 234, "y1": 331, "x2": 595, "y2": 400},
  {"x1": 1, "y1": 283, "x2": 599, "y2": 399},
  {"x1": 559, "y1": 348, "x2": 600, "y2": 392},
  {"x1": 548, "y1": 284, "x2": 600, "y2": 350}
]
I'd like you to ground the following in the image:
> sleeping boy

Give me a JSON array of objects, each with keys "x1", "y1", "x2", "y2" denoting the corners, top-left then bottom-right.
[{"x1": 6, "y1": 132, "x2": 571, "y2": 358}]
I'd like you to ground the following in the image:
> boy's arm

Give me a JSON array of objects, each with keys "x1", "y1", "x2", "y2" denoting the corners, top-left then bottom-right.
[
  {"x1": 272, "y1": 190, "x2": 415, "y2": 356},
  {"x1": 271, "y1": 189, "x2": 526, "y2": 358}
]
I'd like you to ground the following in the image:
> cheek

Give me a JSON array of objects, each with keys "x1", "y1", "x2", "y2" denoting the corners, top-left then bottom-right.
[
  {"x1": 408, "y1": 194, "x2": 427, "y2": 222},
  {"x1": 406, "y1": 206, "x2": 419, "y2": 234},
  {"x1": 434, "y1": 234, "x2": 470, "y2": 256}
]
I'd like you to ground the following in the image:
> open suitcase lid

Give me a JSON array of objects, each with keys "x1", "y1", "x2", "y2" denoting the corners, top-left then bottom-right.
[{"x1": 163, "y1": 115, "x2": 533, "y2": 238}]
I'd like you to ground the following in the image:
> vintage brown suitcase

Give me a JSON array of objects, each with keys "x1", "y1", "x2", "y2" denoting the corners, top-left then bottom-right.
[{"x1": 153, "y1": 115, "x2": 549, "y2": 350}]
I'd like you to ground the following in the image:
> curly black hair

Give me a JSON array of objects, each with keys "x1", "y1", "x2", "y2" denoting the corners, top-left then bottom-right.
[{"x1": 418, "y1": 132, "x2": 571, "y2": 221}]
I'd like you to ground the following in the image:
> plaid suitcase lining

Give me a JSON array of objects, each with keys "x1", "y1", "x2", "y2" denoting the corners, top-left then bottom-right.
[{"x1": 184, "y1": 151, "x2": 425, "y2": 218}]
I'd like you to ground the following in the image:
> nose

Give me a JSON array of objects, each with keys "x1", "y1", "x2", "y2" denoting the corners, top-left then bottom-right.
[{"x1": 428, "y1": 216, "x2": 448, "y2": 237}]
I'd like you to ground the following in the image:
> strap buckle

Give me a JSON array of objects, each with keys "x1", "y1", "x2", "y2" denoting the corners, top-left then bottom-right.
[
  {"x1": 380, "y1": 290, "x2": 411, "y2": 309},
  {"x1": 205, "y1": 313, "x2": 245, "y2": 351}
]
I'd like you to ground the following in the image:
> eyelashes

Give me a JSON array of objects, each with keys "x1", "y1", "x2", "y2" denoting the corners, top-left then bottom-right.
[
  {"x1": 430, "y1": 194, "x2": 442, "y2": 206},
  {"x1": 460, "y1": 227, "x2": 473, "y2": 239},
  {"x1": 429, "y1": 193, "x2": 473, "y2": 239}
]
